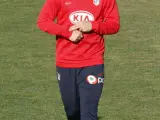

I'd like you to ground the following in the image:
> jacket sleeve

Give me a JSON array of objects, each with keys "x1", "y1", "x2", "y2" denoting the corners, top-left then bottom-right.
[
  {"x1": 37, "y1": 0, "x2": 72, "y2": 38},
  {"x1": 91, "y1": 0, "x2": 120, "y2": 35}
]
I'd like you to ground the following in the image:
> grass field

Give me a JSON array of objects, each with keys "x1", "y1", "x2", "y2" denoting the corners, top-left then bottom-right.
[{"x1": 0, "y1": 0, "x2": 160, "y2": 120}]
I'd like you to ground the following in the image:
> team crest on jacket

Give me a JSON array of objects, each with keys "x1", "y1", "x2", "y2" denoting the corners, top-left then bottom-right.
[{"x1": 93, "y1": 0, "x2": 100, "y2": 6}]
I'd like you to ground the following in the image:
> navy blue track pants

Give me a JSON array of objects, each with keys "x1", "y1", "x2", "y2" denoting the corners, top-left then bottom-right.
[{"x1": 56, "y1": 64, "x2": 104, "y2": 120}]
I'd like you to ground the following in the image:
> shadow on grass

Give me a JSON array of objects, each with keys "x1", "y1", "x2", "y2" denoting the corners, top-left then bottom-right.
[{"x1": 98, "y1": 116, "x2": 103, "y2": 120}]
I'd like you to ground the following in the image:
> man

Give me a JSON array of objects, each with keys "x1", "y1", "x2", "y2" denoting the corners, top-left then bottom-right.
[{"x1": 37, "y1": 0, "x2": 120, "y2": 119}]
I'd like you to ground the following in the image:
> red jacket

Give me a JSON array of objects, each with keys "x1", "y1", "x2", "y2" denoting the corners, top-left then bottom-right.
[{"x1": 37, "y1": 0, "x2": 120, "y2": 68}]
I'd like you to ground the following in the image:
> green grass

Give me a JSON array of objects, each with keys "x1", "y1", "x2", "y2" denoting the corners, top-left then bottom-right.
[{"x1": 0, "y1": 0, "x2": 160, "y2": 120}]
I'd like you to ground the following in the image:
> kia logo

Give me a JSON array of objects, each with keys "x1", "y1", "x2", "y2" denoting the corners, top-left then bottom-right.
[{"x1": 69, "y1": 11, "x2": 95, "y2": 24}]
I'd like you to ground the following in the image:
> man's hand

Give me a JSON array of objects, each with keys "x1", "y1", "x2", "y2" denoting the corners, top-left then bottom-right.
[
  {"x1": 69, "y1": 30, "x2": 83, "y2": 43},
  {"x1": 69, "y1": 22, "x2": 92, "y2": 32}
]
